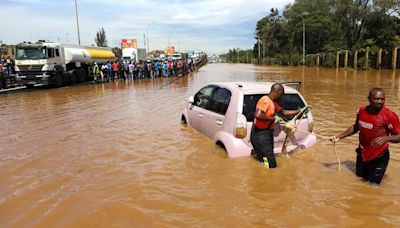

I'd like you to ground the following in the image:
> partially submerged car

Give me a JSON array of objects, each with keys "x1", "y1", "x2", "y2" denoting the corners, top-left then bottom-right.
[{"x1": 181, "y1": 82, "x2": 317, "y2": 157}]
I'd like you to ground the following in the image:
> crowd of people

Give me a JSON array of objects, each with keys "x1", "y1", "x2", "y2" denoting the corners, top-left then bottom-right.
[
  {"x1": 0, "y1": 57, "x2": 15, "y2": 75},
  {"x1": 0, "y1": 56, "x2": 199, "y2": 89},
  {"x1": 0, "y1": 57, "x2": 16, "y2": 89},
  {"x1": 92, "y1": 58, "x2": 196, "y2": 82}
]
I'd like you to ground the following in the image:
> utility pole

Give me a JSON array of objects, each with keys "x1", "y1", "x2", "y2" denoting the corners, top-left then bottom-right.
[
  {"x1": 302, "y1": 18, "x2": 305, "y2": 66},
  {"x1": 146, "y1": 28, "x2": 149, "y2": 53},
  {"x1": 143, "y1": 32, "x2": 146, "y2": 50},
  {"x1": 299, "y1": 12, "x2": 308, "y2": 66},
  {"x1": 258, "y1": 38, "x2": 261, "y2": 63},
  {"x1": 74, "y1": 0, "x2": 81, "y2": 45}
]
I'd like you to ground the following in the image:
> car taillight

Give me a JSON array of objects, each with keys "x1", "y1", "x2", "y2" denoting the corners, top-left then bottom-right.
[{"x1": 234, "y1": 113, "x2": 247, "y2": 138}]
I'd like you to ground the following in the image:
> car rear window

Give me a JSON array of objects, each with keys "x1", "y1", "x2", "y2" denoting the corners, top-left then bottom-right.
[{"x1": 243, "y1": 94, "x2": 305, "y2": 122}]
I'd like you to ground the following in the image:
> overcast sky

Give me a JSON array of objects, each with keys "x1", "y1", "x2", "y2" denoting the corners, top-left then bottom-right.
[{"x1": 2, "y1": 0, "x2": 293, "y2": 55}]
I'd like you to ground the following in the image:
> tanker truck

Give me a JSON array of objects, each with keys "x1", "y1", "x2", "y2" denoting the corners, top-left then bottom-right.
[{"x1": 14, "y1": 41, "x2": 115, "y2": 88}]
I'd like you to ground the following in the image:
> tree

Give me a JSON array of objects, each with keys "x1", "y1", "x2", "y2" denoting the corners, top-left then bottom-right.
[
  {"x1": 364, "y1": 11, "x2": 400, "y2": 49},
  {"x1": 284, "y1": 0, "x2": 336, "y2": 53},
  {"x1": 254, "y1": 8, "x2": 290, "y2": 57},
  {"x1": 249, "y1": 0, "x2": 400, "y2": 64},
  {"x1": 95, "y1": 27, "x2": 108, "y2": 47},
  {"x1": 374, "y1": 0, "x2": 400, "y2": 16}
]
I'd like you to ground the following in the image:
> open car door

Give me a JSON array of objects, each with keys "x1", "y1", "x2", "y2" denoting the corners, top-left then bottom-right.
[{"x1": 283, "y1": 81, "x2": 302, "y2": 91}]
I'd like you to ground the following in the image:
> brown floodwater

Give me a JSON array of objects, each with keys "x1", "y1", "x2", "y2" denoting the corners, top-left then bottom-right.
[{"x1": 1, "y1": 64, "x2": 400, "y2": 226}]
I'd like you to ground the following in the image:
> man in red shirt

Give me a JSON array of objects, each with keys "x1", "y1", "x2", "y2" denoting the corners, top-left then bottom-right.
[
  {"x1": 251, "y1": 83, "x2": 303, "y2": 168},
  {"x1": 332, "y1": 88, "x2": 400, "y2": 185}
]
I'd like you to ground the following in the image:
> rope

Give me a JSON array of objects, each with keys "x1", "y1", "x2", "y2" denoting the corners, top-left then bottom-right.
[
  {"x1": 332, "y1": 141, "x2": 341, "y2": 172},
  {"x1": 279, "y1": 107, "x2": 309, "y2": 157},
  {"x1": 277, "y1": 108, "x2": 341, "y2": 171}
]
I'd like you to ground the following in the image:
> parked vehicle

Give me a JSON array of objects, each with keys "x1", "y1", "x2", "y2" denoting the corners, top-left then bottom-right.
[
  {"x1": 14, "y1": 41, "x2": 115, "y2": 88},
  {"x1": 137, "y1": 48, "x2": 147, "y2": 62},
  {"x1": 181, "y1": 82, "x2": 317, "y2": 157},
  {"x1": 169, "y1": 53, "x2": 182, "y2": 60},
  {"x1": 122, "y1": 47, "x2": 137, "y2": 63},
  {"x1": 122, "y1": 47, "x2": 147, "y2": 63}
]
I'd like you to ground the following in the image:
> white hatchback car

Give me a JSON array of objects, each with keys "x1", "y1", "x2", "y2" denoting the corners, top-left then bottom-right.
[{"x1": 181, "y1": 82, "x2": 317, "y2": 157}]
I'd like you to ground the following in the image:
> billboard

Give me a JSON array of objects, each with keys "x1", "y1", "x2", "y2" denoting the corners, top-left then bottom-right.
[
  {"x1": 121, "y1": 38, "x2": 137, "y2": 48},
  {"x1": 165, "y1": 46, "x2": 175, "y2": 55}
]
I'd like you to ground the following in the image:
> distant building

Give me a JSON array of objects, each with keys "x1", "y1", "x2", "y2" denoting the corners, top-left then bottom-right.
[{"x1": 148, "y1": 50, "x2": 165, "y2": 59}]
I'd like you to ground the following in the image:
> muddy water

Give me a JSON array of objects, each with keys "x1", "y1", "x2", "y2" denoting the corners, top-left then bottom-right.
[{"x1": 1, "y1": 64, "x2": 400, "y2": 226}]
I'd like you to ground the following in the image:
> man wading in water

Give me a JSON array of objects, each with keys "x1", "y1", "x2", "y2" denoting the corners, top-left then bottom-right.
[
  {"x1": 331, "y1": 88, "x2": 400, "y2": 185},
  {"x1": 251, "y1": 83, "x2": 303, "y2": 168}
]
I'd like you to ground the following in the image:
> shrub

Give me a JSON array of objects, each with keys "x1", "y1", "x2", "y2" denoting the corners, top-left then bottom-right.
[{"x1": 357, "y1": 57, "x2": 373, "y2": 70}]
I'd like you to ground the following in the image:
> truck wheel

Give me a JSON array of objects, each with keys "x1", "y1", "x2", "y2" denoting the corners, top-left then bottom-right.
[
  {"x1": 0, "y1": 76, "x2": 4, "y2": 89},
  {"x1": 79, "y1": 74, "x2": 85, "y2": 83},
  {"x1": 63, "y1": 72, "x2": 71, "y2": 86},
  {"x1": 77, "y1": 69, "x2": 86, "y2": 83},
  {"x1": 26, "y1": 84, "x2": 34, "y2": 89},
  {"x1": 54, "y1": 73, "x2": 63, "y2": 87},
  {"x1": 71, "y1": 72, "x2": 77, "y2": 84}
]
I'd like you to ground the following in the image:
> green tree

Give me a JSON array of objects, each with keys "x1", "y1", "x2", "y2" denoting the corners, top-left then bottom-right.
[
  {"x1": 284, "y1": 0, "x2": 335, "y2": 54},
  {"x1": 250, "y1": 0, "x2": 400, "y2": 65},
  {"x1": 331, "y1": 0, "x2": 373, "y2": 49},
  {"x1": 95, "y1": 27, "x2": 108, "y2": 47},
  {"x1": 374, "y1": 0, "x2": 400, "y2": 16},
  {"x1": 364, "y1": 11, "x2": 400, "y2": 49}
]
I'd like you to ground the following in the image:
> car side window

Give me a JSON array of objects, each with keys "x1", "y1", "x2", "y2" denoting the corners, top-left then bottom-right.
[
  {"x1": 209, "y1": 88, "x2": 231, "y2": 115},
  {"x1": 242, "y1": 94, "x2": 306, "y2": 122},
  {"x1": 47, "y1": 48, "x2": 55, "y2": 58},
  {"x1": 277, "y1": 94, "x2": 305, "y2": 110},
  {"x1": 193, "y1": 86, "x2": 215, "y2": 109}
]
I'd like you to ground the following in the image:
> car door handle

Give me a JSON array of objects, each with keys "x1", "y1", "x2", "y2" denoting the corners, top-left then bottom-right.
[
  {"x1": 198, "y1": 113, "x2": 204, "y2": 118},
  {"x1": 216, "y1": 120, "x2": 223, "y2": 125}
]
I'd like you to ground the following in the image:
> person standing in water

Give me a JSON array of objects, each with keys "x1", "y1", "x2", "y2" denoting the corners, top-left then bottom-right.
[{"x1": 331, "y1": 88, "x2": 400, "y2": 185}]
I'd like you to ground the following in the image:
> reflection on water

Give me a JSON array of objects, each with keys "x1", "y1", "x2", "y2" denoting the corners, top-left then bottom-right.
[{"x1": 1, "y1": 64, "x2": 400, "y2": 226}]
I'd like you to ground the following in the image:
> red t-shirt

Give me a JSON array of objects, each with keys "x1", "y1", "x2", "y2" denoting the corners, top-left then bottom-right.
[
  {"x1": 357, "y1": 106, "x2": 400, "y2": 161},
  {"x1": 254, "y1": 96, "x2": 282, "y2": 129}
]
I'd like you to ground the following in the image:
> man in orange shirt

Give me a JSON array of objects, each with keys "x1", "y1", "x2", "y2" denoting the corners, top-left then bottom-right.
[
  {"x1": 112, "y1": 62, "x2": 119, "y2": 80},
  {"x1": 251, "y1": 83, "x2": 303, "y2": 168}
]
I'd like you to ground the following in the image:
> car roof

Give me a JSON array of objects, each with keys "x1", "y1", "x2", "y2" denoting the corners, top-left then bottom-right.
[{"x1": 207, "y1": 81, "x2": 300, "y2": 94}]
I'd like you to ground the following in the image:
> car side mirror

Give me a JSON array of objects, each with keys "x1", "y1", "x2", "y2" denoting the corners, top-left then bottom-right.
[{"x1": 188, "y1": 96, "x2": 194, "y2": 103}]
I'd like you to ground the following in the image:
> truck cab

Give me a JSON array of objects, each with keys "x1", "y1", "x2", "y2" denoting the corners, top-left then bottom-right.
[
  {"x1": 15, "y1": 42, "x2": 64, "y2": 87},
  {"x1": 14, "y1": 41, "x2": 115, "y2": 88},
  {"x1": 122, "y1": 48, "x2": 137, "y2": 63}
]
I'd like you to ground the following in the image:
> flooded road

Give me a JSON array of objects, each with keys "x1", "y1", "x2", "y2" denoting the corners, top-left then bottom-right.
[{"x1": 1, "y1": 64, "x2": 400, "y2": 226}]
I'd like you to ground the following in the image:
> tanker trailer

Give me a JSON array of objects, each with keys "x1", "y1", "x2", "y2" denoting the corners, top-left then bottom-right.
[{"x1": 14, "y1": 41, "x2": 115, "y2": 88}]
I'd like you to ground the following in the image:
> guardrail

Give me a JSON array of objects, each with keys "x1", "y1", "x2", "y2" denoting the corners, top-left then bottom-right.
[{"x1": 195, "y1": 54, "x2": 208, "y2": 69}]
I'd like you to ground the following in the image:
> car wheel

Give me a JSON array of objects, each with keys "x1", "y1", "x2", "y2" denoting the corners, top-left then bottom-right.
[
  {"x1": 213, "y1": 141, "x2": 229, "y2": 158},
  {"x1": 216, "y1": 141, "x2": 226, "y2": 151}
]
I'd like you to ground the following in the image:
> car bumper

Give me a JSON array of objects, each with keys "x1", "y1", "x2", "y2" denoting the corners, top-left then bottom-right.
[{"x1": 214, "y1": 132, "x2": 318, "y2": 158}]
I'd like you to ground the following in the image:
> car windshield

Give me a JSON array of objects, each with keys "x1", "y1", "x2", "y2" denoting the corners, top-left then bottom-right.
[
  {"x1": 242, "y1": 94, "x2": 305, "y2": 122},
  {"x1": 16, "y1": 45, "x2": 46, "y2": 60}
]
